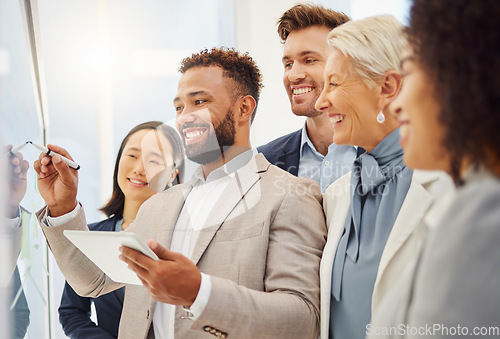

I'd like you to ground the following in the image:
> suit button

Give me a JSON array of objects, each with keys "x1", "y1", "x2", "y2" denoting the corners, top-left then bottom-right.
[
  {"x1": 221, "y1": 333, "x2": 228, "y2": 338},
  {"x1": 147, "y1": 310, "x2": 150, "y2": 319},
  {"x1": 203, "y1": 326, "x2": 212, "y2": 332}
]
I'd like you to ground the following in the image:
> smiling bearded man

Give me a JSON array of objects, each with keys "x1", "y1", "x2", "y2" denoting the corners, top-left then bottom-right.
[
  {"x1": 34, "y1": 47, "x2": 327, "y2": 339},
  {"x1": 179, "y1": 107, "x2": 236, "y2": 165}
]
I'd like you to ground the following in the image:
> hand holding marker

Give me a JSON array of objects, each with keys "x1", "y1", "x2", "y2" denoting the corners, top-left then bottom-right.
[
  {"x1": 6, "y1": 141, "x2": 80, "y2": 170},
  {"x1": 8, "y1": 141, "x2": 29, "y2": 155},
  {"x1": 30, "y1": 142, "x2": 80, "y2": 170}
]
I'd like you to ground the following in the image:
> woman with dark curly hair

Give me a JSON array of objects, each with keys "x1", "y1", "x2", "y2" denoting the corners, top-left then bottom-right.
[{"x1": 370, "y1": 0, "x2": 500, "y2": 337}]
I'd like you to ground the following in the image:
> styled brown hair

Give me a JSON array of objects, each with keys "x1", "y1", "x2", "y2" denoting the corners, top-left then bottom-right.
[
  {"x1": 100, "y1": 121, "x2": 185, "y2": 218},
  {"x1": 407, "y1": 0, "x2": 500, "y2": 182},
  {"x1": 277, "y1": 3, "x2": 350, "y2": 43},
  {"x1": 179, "y1": 47, "x2": 263, "y2": 123}
]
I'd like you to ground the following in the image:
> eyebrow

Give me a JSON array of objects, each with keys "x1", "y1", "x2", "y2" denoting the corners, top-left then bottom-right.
[
  {"x1": 124, "y1": 146, "x2": 141, "y2": 153},
  {"x1": 282, "y1": 50, "x2": 321, "y2": 62},
  {"x1": 144, "y1": 151, "x2": 163, "y2": 158},
  {"x1": 400, "y1": 56, "x2": 415, "y2": 68},
  {"x1": 173, "y1": 90, "x2": 212, "y2": 103}
]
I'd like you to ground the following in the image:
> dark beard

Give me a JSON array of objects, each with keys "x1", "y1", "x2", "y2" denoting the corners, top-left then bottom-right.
[{"x1": 184, "y1": 108, "x2": 236, "y2": 165}]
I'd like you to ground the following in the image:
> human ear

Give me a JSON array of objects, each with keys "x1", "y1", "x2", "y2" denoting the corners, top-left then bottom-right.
[
  {"x1": 237, "y1": 95, "x2": 256, "y2": 123},
  {"x1": 167, "y1": 168, "x2": 179, "y2": 187},
  {"x1": 380, "y1": 70, "x2": 403, "y2": 108}
]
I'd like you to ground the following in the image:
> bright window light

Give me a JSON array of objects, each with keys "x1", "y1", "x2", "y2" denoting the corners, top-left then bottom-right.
[
  {"x1": 0, "y1": 49, "x2": 9, "y2": 75},
  {"x1": 131, "y1": 49, "x2": 193, "y2": 77},
  {"x1": 86, "y1": 47, "x2": 113, "y2": 74}
]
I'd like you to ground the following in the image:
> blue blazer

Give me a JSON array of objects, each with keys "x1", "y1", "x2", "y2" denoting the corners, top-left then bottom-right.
[
  {"x1": 58, "y1": 215, "x2": 124, "y2": 339},
  {"x1": 257, "y1": 129, "x2": 302, "y2": 176}
]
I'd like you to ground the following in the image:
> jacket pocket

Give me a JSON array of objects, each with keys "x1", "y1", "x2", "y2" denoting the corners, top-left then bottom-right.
[{"x1": 212, "y1": 222, "x2": 265, "y2": 242}]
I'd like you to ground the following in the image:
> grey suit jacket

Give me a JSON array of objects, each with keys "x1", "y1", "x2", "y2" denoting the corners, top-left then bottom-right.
[
  {"x1": 403, "y1": 170, "x2": 500, "y2": 339},
  {"x1": 365, "y1": 171, "x2": 455, "y2": 339},
  {"x1": 37, "y1": 153, "x2": 327, "y2": 339}
]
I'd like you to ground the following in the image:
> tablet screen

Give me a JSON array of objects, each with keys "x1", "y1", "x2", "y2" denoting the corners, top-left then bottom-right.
[{"x1": 63, "y1": 230, "x2": 158, "y2": 285}]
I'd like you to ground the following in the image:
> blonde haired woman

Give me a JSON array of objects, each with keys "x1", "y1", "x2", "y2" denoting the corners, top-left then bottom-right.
[{"x1": 315, "y1": 15, "x2": 454, "y2": 339}]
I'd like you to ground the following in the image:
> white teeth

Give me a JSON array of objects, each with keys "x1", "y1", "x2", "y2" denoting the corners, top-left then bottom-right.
[
  {"x1": 330, "y1": 115, "x2": 344, "y2": 123},
  {"x1": 293, "y1": 87, "x2": 313, "y2": 95},
  {"x1": 400, "y1": 124, "x2": 410, "y2": 138},
  {"x1": 129, "y1": 179, "x2": 145, "y2": 185},
  {"x1": 185, "y1": 130, "x2": 204, "y2": 139}
]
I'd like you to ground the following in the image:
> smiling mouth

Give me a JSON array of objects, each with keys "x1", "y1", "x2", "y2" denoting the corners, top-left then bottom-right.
[
  {"x1": 292, "y1": 87, "x2": 313, "y2": 95},
  {"x1": 329, "y1": 114, "x2": 345, "y2": 125},
  {"x1": 181, "y1": 125, "x2": 209, "y2": 145},
  {"x1": 184, "y1": 128, "x2": 207, "y2": 139},
  {"x1": 399, "y1": 120, "x2": 411, "y2": 140},
  {"x1": 128, "y1": 178, "x2": 148, "y2": 186}
]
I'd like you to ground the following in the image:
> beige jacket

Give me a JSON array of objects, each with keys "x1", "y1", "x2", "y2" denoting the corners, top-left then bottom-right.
[{"x1": 38, "y1": 154, "x2": 327, "y2": 339}]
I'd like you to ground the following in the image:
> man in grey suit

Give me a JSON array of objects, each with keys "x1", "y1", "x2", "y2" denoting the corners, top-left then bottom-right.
[{"x1": 34, "y1": 48, "x2": 326, "y2": 338}]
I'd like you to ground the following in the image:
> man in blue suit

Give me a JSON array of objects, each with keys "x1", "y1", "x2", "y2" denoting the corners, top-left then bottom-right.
[{"x1": 258, "y1": 4, "x2": 358, "y2": 192}]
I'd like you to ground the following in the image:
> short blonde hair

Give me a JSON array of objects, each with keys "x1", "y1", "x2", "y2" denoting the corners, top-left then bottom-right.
[{"x1": 327, "y1": 15, "x2": 405, "y2": 87}]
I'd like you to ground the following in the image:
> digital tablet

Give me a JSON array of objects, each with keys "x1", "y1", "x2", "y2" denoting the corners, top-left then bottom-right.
[{"x1": 63, "y1": 230, "x2": 159, "y2": 285}]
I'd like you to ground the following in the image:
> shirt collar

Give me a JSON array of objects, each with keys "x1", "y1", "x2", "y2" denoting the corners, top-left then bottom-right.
[
  {"x1": 300, "y1": 122, "x2": 358, "y2": 158},
  {"x1": 115, "y1": 219, "x2": 124, "y2": 232},
  {"x1": 192, "y1": 148, "x2": 257, "y2": 185},
  {"x1": 300, "y1": 123, "x2": 317, "y2": 158}
]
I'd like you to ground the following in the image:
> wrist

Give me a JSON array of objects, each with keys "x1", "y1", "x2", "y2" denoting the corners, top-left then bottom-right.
[
  {"x1": 48, "y1": 201, "x2": 77, "y2": 217},
  {"x1": 182, "y1": 273, "x2": 211, "y2": 320}
]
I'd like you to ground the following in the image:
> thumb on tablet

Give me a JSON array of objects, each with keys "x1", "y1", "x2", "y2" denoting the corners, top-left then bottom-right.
[{"x1": 148, "y1": 240, "x2": 170, "y2": 260}]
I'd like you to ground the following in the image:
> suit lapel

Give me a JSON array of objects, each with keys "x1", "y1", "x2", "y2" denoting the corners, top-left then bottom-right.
[
  {"x1": 320, "y1": 172, "x2": 352, "y2": 338},
  {"x1": 190, "y1": 154, "x2": 265, "y2": 265},
  {"x1": 375, "y1": 171, "x2": 436, "y2": 287}
]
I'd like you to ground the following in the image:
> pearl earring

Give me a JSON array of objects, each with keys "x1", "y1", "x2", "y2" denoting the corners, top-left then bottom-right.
[{"x1": 376, "y1": 110, "x2": 385, "y2": 124}]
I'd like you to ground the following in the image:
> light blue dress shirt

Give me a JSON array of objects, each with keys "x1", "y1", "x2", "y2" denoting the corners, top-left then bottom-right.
[{"x1": 297, "y1": 124, "x2": 357, "y2": 193}]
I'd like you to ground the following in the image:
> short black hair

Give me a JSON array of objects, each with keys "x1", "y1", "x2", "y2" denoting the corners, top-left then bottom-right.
[{"x1": 179, "y1": 47, "x2": 263, "y2": 123}]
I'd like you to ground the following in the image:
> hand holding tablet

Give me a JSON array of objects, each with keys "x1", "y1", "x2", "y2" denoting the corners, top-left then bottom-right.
[{"x1": 63, "y1": 230, "x2": 158, "y2": 285}]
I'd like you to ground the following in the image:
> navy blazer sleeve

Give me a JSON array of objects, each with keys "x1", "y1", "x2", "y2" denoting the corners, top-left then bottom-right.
[
  {"x1": 58, "y1": 217, "x2": 123, "y2": 339},
  {"x1": 59, "y1": 282, "x2": 117, "y2": 339}
]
